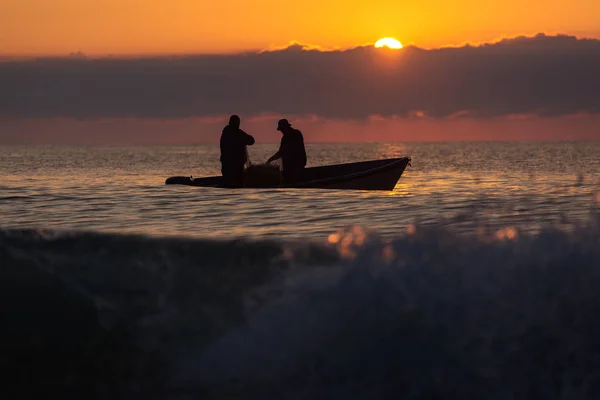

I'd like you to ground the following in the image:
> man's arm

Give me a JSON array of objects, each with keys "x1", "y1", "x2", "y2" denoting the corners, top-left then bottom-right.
[
  {"x1": 240, "y1": 129, "x2": 255, "y2": 146},
  {"x1": 266, "y1": 151, "x2": 281, "y2": 164},
  {"x1": 267, "y1": 138, "x2": 283, "y2": 164}
]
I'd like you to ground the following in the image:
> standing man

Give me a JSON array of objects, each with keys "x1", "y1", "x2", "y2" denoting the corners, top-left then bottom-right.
[
  {"x1": 266, "y1": 118, "x2": 307, "y2": 183},
  {"x1": 220, "y1": 115, "x2": 255, "y2": 188}
]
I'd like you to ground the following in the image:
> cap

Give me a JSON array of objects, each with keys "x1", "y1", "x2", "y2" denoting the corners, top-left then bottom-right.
[{"x1": 277, "y1": 118, "x2": 291, "y2": 131}]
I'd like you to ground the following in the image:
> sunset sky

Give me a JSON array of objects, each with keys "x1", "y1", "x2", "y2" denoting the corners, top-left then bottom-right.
[
  {"x1": 1, "y1": 1, "x2": 600, "y2": 144},
  {"x1": 2, "y1": 0, "x2": 600, "y2": 55}
]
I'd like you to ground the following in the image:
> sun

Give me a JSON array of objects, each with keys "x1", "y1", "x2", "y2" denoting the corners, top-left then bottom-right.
[{"x1": 374, "y1": 38, "x2": 403, "y2": 49}]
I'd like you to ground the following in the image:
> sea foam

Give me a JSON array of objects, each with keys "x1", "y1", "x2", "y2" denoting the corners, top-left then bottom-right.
[{"x1": 2, "y1": 210, "x2": 600, "y2": 398}]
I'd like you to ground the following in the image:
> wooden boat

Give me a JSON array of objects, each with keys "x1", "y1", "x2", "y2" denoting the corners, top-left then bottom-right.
[{"x1": 165, "y1": 157, "x2": 411, "y2": 191}]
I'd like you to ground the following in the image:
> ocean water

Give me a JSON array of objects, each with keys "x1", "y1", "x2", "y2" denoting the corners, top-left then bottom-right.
[
  {"x1": 1, "y1": 141, "x2": 600, "y2": 399},
  {"x1": 1, "y1": 142, "x2": 599, "y2": 238}
]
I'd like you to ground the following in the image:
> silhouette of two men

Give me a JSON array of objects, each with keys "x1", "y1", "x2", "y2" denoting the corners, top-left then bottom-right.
[{"x1": 219, "y1": 115, "x2": 307, "y2": 188}]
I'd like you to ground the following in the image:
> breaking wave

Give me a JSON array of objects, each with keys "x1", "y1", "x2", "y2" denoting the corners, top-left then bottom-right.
[{"x1": 2, "y1": 210, "x2": 600, "y2": 399}]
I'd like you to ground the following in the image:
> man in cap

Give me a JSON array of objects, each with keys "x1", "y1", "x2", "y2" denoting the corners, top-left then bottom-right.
[
  {"x1": 266, "y1": 118, "x2": 307, "y2": 183},
  {"x1": 220, "y1": 115, "x2": 255, "y2": 188}
]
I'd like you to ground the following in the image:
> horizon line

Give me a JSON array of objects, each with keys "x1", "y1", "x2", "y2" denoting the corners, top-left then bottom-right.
[
  {"x1": 1, "y1": 31, "x2": 598, "y2": 59},
  {"x1": 2, "y1": 138, "x2": 600, "y2": 147}
]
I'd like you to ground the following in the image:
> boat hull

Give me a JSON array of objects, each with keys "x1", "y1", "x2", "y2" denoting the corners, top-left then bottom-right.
[{"x1": 165, "y1": 157, "x2": 410, "y2": 191}]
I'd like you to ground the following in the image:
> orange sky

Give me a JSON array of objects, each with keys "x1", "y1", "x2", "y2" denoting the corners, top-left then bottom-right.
[{"x1": 1, "y1": 0, "x2": 600, "y2": 55}]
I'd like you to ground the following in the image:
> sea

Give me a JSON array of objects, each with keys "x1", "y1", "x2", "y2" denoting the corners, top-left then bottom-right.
[{"x1": 1, "y1": 141, "x2": 600, "y2": 399}]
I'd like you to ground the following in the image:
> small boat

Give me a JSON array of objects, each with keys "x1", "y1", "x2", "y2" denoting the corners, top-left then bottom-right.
[{"x1": 165, "y1": 157, "x2": 411, "y2": 191}]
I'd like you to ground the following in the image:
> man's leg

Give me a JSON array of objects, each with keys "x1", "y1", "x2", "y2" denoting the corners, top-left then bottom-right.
[
  {"x1": 221, "y1": 165, "x2": 238, "y2": 188},
  {"x1": 234, "y1": 165, "x2": 245, "y2": 188}
]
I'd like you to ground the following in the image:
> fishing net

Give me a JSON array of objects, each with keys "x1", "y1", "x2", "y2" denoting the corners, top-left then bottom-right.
[{"x1": 244, "y1": 164, "x2": 282, "y2": 187}]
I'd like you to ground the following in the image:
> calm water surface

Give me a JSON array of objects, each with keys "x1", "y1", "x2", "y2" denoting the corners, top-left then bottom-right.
[{"x1": 1, "y1": 142, "x2": 598, "y2": 239}]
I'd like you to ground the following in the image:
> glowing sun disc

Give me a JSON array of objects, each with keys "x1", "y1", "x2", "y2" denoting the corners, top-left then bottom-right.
[{"x1": 375, "y1": 38, "x2": 403, "y2": 49}]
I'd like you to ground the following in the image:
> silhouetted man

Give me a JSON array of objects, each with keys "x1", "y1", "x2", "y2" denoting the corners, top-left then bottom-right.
[
  {"x1": 267, "y1": 118, "x2": 307, "y2": 183},
  {"x1": 220, "y1": 115, "x2": 255, "y2": 188}
]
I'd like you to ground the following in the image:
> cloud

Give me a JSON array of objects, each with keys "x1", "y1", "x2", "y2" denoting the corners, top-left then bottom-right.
[{"x1": 1, "y1": 33, "x2": 599, "y2": 120}]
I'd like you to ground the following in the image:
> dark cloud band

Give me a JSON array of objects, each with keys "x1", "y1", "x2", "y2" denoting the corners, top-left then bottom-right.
[{"x1": 1, "y1": 34, "x2": 599, "y2": 119}]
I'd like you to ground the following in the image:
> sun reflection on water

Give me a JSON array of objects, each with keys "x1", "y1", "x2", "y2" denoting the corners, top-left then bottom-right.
[{"x1": 1, "y1": 142, "x2": 598, "y2": 240}]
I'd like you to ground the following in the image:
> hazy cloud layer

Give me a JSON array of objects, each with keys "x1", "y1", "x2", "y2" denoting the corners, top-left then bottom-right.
[{"x1": 1, "y1": 34, "x2": 600, "y2": 119}]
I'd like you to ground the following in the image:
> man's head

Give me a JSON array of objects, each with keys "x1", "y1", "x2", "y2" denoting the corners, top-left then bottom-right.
[
  {"x1": 229, "y1": 115, "x2": 241, "y2": 129},
  {"x1": 277, "y1": 118, "x2": 292, "y2": 133}
]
